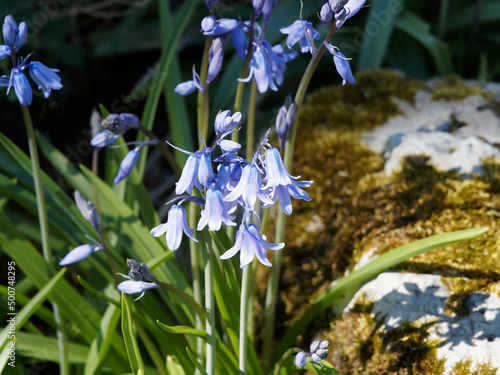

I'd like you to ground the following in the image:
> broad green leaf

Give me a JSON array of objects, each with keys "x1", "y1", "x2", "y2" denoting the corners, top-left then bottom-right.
[
  {"x1": 166, "y1": 356, "x2": 188, "y2": 375},
  {"x1": 395, "y1": 10, "x2": 453, "y2": 75},
  {"x1": 272, "y1": 227, "x2": 488, "y2": 364},
  {"x1": 186, "y1": 347, "x2": 208, "y2": 375},
  {"x1": 0, "y1": 268, "x2": 66, "y2": 372},
  {"x1": 357, "y1": 0, "x2": 405, "y2": 70},
  {"x1": 0, "y1": 285, "x2": 55, "y2": 329},
  {"x1": 11, "y1": 332, "x2": 89, "y2": 364},
  {"x1": 84, "y1": 304, "x2": 123, "y2": 375},
  {"x1": 157, "y1": 321, "x2": 208, "y2": 339},
  {"x1": 121, "y1": 293, "x2": 146, "y2": 374},
  {"x1": 0, "y1": 268, "x2": 66, "y2": 352}
]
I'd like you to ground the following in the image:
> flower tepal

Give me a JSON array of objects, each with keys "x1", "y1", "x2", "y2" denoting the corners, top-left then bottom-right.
[
  {"x1": 220, "y1": 224, "x2": 284, "y2": 268},
  {"x1": 150, "y1": 204, "x2": 198, "y2": 251}
]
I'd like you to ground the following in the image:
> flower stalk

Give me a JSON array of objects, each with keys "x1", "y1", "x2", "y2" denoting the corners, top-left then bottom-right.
[{"x1": 22, "y1": 105, "x2": 69, "y2": 375}]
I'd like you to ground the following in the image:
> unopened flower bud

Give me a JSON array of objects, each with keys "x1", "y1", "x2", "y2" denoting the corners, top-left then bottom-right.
[{"x1": 319, "y1": 3, "x2": 334, "y2": 24}]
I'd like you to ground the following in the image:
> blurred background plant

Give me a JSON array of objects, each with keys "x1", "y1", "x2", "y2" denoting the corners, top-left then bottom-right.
[{"x1": 1, "y1": 0, "x2": 498, "y2": 168}]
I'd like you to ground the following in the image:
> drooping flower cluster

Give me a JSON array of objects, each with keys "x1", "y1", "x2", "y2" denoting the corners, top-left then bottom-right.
[
  {"x1": 295, "y1": 339, "x2": 330, "y2": 367},
  {"x1": 150, "y1": 110, "x2": 312, "y2": 268},
  {"x1": 117, "y1": 259, "x2": 159, "y2": 300},
  {"x1": 0, "y1": 15, "x2": 62, "y2": 105},
  {"x1": 90, "y1": 112, "x2": 158, "y2": 185}
]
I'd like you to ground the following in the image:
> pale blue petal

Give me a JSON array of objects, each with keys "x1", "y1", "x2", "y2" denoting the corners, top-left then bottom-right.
[{"x1": 59, "y1": 244, "x2": 99, "y2": 266}]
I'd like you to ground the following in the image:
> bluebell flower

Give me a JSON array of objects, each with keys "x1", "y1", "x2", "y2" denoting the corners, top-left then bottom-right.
[
  {"x1": 2, "y1": 15, "x2": 27, "y2": 53},
  {"x1": 168, "y1": 142, "x2": 214, "y2": 195},
  {"x1": 239, "y1": 41, "x2": 277, "y2": 94},
  {"x1": 280, "y1": 20, "x2": 320, "y2": 55},
  {"x1": 117, "y1": 280, "x2": 159, "y2": 300},
  {"x1": 270, "y1": 44, "x2": 297, "y2": 86},
  {"x1": 121, "y1": 258, "x2": 156, "y2": 283},
  {"x1": 202, "y1": 17, "x2": 238, "y2": 36},
  {"x1": 214, "y1": 110, "x2": 242, "y2": 135},
  {"x1": 264, "y1": 146, "x2": 312, "y2": 215},
  {"x1": 294, "y1": 339, "x2": 329, "y2": 367},
  {"x1": 328, "y1": 0, "x2": 366, "y2": 28},
  {"x1": 224, "y1": 163, "x2": 274, "y2": 211},
  {"x1": 90, "y1": 113, "x2": 140, "y2": 147},
  {"x1": 231, "y1": 25, "x2": 248, "y2": 60},
  {"x1": 323, "y1": 42, "x2": 355, "y2": 85},
  {"x1": 12, "y1": 69, "x2": 32, "y2": 106},
  {"x1": 0, "y1": 44, "x2": 10, "y2": 59},
  {"x1": 114, "y1": 147, "x2": 139, "y2": 185},
  {"x1": 74, "y1": 191, "x2": 101, "y2": 234},
  {"x1": 59, "y1": 243, "x2": 103, "y2": 266},
  {"x1": 220, "y1": 223, "x2": 284, "y2": 268},
  {"x1": 197, "y1": 187, "x2": 236, "y2": 232},
  {"x1": 319, "y1": 3, "x2": 334, "y2": 25},
  {"x1": 262, "y1": 0, "x2": 278, "y2": 21},
  {"x1": 207, "y1": 37, "x2": 225, "y2": 84},
  {"x1": 175, "y1": 66, "x2": 204, "y2": 96},
  {"x1": 114, "y1": 139, "x2": 158, "y2": 184},
  {"x1": 276, "y1": 95, "x2": 296, "y2": 150},
  {"x1": 28, "y1": 61, "x2": 63, "y2": 98},
  {"x1": 295, "y1": 351, "x2": 307, "y2": 367},
  {"x1": 150, "y1": 204, "x2": 198, "y2": 251}
]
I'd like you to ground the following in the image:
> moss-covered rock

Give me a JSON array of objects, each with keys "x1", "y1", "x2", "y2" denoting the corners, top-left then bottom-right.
[{"x1": 261, "y1": 70, "x2": 500, "y2": 373}]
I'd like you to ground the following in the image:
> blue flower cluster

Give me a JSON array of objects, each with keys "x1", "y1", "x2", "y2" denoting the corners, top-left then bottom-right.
[
  {"x1": 0, "y1": 15, "x2": 62, "y2": 105},
  {"x1": 295, "y1": 339, "x2": 330, "y2": 367},
  {"x1": 175, "y1": 0, "x2": 364, "y2": 95},
  {"x1": 151, "y1": 110, "x2": 312, "y2": 269}
]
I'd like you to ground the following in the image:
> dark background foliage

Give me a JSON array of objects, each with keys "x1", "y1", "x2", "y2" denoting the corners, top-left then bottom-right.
[{"x1": 1, "y1": 0, "x2": 498, "y2": 167}]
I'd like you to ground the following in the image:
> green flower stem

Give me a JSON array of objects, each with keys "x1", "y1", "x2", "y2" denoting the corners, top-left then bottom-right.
[
  {"x1": 155, "y1": 280, "x2": 205, "y2": 322},
  {"x1": 239, "y1": 262, "x2": 252, "y2": 375},
  {"x1": 198, "y1": 36, "x2": 212, "y2": 147},
  {"x1": 262, "y1": 25, "x2": 337, "y2": 371},
  {"x1": 137, "y1": 124, "x2": 182, "y2": 176},
  {"x1": 204, "y1": 234, "x2": 216, "y2": 375},
  {"x1": 189, "y1": 202, "x2": 204, "y2": 371},
  {"x1": 246, "y1": 80, "x2": 258, "y2": 159},
  {"x1": 21, "y1": 105, "x2": 69, "y2": 375}
]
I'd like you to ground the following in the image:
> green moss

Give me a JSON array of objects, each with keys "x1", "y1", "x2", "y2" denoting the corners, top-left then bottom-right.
[
  {"x1": 452, "y1": 358, "x2": 498, "y2": 375},
  {"x1": 264, "y1": 70, "x2": 500, "y2": 371},
  {"x1": 430, "y1": 75, "x2": 495, "y2": 101}
]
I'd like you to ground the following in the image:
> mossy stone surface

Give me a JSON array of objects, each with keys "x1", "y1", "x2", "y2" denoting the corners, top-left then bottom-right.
[{"x1": 266, "y1": 70, "x2": 500, "y2": 374}]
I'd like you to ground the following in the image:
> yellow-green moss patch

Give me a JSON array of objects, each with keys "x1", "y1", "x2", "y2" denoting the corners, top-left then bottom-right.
[{"x1": 263, "y1": 70, "x2": 500, "y2": 371}]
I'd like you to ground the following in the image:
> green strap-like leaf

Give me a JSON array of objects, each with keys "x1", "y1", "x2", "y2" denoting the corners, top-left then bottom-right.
[
  {"x1": 272, "y1": 227, "x2": 488, "y2": 364},
  {"x1": 121, "y1": 293, "x2": 146, "y2": 374},
  {"x1": 157, "y1": 321, "x2": 208, "y2": 339},
  {"x1": 0, "y1": 268, "x2": 66, "y2": 372}
]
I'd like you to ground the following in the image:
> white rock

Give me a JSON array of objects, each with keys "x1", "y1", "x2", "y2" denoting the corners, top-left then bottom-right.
[
  {"x1": 384, "y1": 131, "x2": 500, "y2": 175},
  {"x1": 344, "y1": 272, "x2": 500, "y2": 373},
  {"x1": 362, "y1": 89, "x2": 500, "y2": 176}
]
